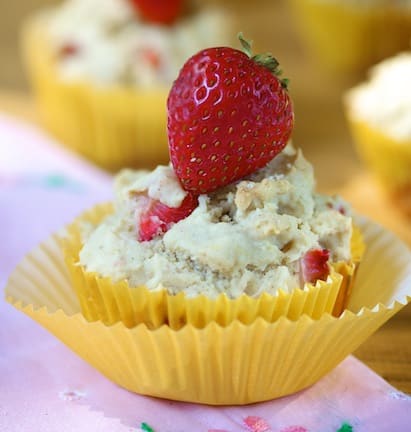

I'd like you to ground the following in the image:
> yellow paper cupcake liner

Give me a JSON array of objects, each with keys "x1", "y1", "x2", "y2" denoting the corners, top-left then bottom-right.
[
  {"x1": 21, "y1": 16, "x2": 170, "y2": 172},
  {"x1": 6, "y1": 217, "x2": 411, "y2": 405},
  {"x1": 60, "y1": 204, "x2": 363, "y2": 329},
  {"x1": 289, "y1": 0, "x2": 411, "y2": 74},
  {"x1": 346, "y1": 117, "x2": 411, "y2": 191}
]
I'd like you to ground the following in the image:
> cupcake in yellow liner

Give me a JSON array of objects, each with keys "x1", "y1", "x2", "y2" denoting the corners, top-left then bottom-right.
[
  {"x1": 59, "y1": 143, "x2": 364, "y2": 330},
  {"x1": 289, "y1": 0, "x2": 411, "y2": 75},
  {"x1": 21, "y1": 0, "x2": 232, "y2": 171},
  {"x1": 6, "y1": 36, "x2": 409, "y2": 406},
  {"x1": 5, "y1": 216, "x2": 411, "y2": 405},
  {"x1": 345, "y1": 52, "x2": 411, "y2": 215}
]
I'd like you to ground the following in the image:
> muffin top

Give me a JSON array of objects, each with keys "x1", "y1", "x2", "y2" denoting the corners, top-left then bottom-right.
[
  {"x1": 44, "y1": 0, "x2": 229, "y2": 86},
  {"x1": 347, "y1": 52, "x2": 411, "y2": 140},
  {"x1": 79, "y1": 145, "x2": 352, "y2": 298}
]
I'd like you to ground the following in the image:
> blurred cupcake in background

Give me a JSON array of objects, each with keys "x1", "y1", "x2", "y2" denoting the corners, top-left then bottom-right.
[
  {"x1": 288, "y1": 0, "x2": 411, "y2": 76},
  {"x1": 22, "y1": 0, "x2": 232, "y2": 171},
  {"x1": 345, "y1": 51, "x2": 411, "y2": 215}
]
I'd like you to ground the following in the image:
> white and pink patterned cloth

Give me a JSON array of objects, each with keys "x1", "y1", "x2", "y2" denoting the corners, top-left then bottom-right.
[{"x1": 0, "y1": 114, "x2": 410, "y2": 432}]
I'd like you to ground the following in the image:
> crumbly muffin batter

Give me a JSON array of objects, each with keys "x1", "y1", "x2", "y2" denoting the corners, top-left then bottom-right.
[{"x1": 79, "y1": 145, "x2": 352, "y2": 298}]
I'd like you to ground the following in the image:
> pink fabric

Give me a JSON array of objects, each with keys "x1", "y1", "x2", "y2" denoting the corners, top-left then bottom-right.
[{"x1": 1, "y1": 114, "x2": 410, "y2": 432}]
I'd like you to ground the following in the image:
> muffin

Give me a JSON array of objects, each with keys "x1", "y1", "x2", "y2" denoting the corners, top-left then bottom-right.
[
  {"x1": 9, "y1": 38, "x2": 410, "y2": 407},
  {"x1": 289, "y1": 0, "x2": 411, "y2": 75},
  {"x1": 22, "y1": 0, "x2": 231, "y2": 171},
  {"x1": 59, "y1": 36, "x2": 362, "y2": 329},
  {"x1": 345, "y1": 51, "x2": 411, "y2": 215}
]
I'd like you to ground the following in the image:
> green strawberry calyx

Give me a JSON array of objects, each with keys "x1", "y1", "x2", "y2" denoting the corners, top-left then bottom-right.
[{"x1": 238, "y1": 32, "x2": 289, "y2": 89}]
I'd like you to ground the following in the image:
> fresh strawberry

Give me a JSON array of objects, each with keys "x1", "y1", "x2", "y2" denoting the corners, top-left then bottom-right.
[
  {"x1": 58, "y1": 42, "x2": 80, "y2": 59},
  {"x1": 326, "y1": 201, "x2": 347, "y2": 215},
  {"x1": 167, "y1": 34, "x2": 294, "y2": 194},
  {"x1": 129, "y1": 0, "x2": 183, "y2": 25},
  {"x1": 138, "y1": 192, "x2": 198, "y2": 241},
  {"x1": 300, "y1": 249, "x2": 330, "y2": 284},
  {"x1": 138, "y1": 47, "x2": 161, "y2": 69}
]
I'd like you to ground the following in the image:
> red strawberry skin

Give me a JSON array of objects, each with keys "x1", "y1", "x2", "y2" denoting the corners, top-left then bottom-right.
[
  {"x1": 301, "y1": 249, "x2": 330, "y2": 284},
  {"x1": 138, "y1": 192, "x2": 198, "y2": 241},
  {"x1": 129, "y1": 0, "x2": 183, "y2": 25},
  {"x1": 58, "y1": 42, "x2": 80, "y2": 58},
  {"x1": 167, "y1": 47, "x2": 294, "y2": 194}
]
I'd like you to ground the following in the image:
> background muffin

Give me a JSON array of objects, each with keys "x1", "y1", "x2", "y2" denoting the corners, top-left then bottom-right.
[
  {"x1": 345, "y1": 51, "x2": 411, "y2": 215},
  {"x1": 289, "y1": 0, "x2": 411, "y2": 76},
  {"x1": 22, "y1": 0, "x2": 232, "y2": 171}
]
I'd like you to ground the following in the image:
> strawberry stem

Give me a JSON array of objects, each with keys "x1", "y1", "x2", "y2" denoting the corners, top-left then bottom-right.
[
  {"x1": 238, "y1": 32, "x2": 289, "y2": 89},
  {"x1": 238, "y1": 32, "x2": 253, "y2": 57}
]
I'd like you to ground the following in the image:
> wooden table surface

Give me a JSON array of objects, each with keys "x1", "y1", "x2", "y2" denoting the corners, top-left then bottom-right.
[{"x1": 1, "y1": 89, "x2": 410, "y2": 395}]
